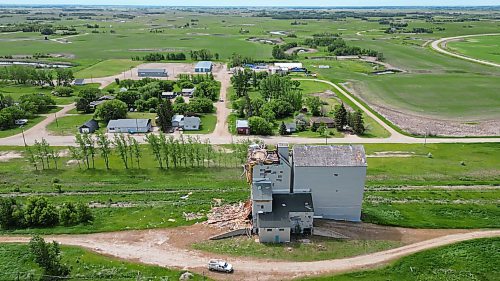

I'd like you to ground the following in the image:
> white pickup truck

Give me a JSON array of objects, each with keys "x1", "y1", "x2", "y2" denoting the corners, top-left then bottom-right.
[{"x1": 208, "y1": 259, "x2": 234, "y2": 273}]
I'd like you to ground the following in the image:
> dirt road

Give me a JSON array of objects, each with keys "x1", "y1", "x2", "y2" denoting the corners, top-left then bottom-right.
[
  {"x1": 430, "y1": 33, "x2": 500, "y2": 67},
  {"x1": 0, "y1": 226, "x2": 498, "y2": 280}
]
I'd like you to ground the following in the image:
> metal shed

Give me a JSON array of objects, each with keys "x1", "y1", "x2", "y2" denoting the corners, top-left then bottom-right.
[
  {"x1": 137, "y1": 69, "x2": 168, "y2": 77},
  {"x1": 195, "y1": 61, "x2": 213, "y2": 73}
]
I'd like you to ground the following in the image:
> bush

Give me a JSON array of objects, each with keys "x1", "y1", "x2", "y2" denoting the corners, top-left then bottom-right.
[
  {"x1": 248, "y1": 116, "x2": 273, "y2": 135},
  {"x1": 24, "y1": 197, "x2": 59, "y2": 227},
  {"x1": 94, "y1": 100, "x2": 128, "y2": 122},
  {"x1": 29, "y1": 235, "x2": 70, "y2": 279},
  {"x1": 188, "y1": 97, "x2": 214, "y2": 113}
]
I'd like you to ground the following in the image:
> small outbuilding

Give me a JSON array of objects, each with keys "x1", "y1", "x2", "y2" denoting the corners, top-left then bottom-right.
[
  {"x1": 181, "y1": 88, "x2": 196, "y2": 97},
  {"x1": 73, "y1": 79, "x2": 85, "y2": 86},
  {"x1": 161, "y1": 92, "x2": 177, "y2": 99},
  {"x1": 137, "y1": 69, "x2": 168, "y2": 77},
  {"x1": 236, "y1": 120, "x2": 250, "y2": 135},
  {"x1": 183, "y1": 116, "x2": 201, "y2": 131},
  {"x1": 172, "y1": 115, "x2": 184, "y2": 128},
  {"x1": 79, "y1": 119, "x2": 99, "y2": 134},
  {"x1": 107, "y1": 119, "x2": 152, "y2": 133},
  {"x1": 195, "y1": 61, "x2": 213, "y2": 73}
]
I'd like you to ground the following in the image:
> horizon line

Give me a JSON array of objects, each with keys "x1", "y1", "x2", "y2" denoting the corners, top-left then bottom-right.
[{"x1": 1, "y1": 4, "x2": 500, "y2": 8}]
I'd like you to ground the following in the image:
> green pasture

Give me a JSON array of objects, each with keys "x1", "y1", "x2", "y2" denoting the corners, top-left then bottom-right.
[
  {"x1": 300, "y1": 238, "x2": 499, "y2": 281},
  {"x1": 447, "y1": 35, "x2": 500, "y2": 64},
  {"x1": 74, "y1": 59, "x2": 143, "y2": 79}
]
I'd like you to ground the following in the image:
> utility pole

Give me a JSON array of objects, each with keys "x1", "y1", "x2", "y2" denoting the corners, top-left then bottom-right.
[
  {"x1": 20, "y1": 126, "x2": 27, "y2": 147},
  {"x1": 54, "y1": 113, "x2": 59, "y2": 128}
]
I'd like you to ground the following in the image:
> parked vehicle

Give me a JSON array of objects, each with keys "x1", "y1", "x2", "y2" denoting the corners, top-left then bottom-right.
[{"x1": 208, "y1": 260, "x2": 233, "y2": 273}]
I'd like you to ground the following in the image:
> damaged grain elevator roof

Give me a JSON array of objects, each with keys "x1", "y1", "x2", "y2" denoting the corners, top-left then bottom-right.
[{"x1": 292, "y1": 145, "x2": 367, "y2": 167}]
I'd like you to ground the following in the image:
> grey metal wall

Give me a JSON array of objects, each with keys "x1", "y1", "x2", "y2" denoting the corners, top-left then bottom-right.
[
  {"x1": 252, "y1": 163, "x2": 291, "y2": 193},
  {"x1": 293, "y1": 166, "x2": 366, "y2": 221}
]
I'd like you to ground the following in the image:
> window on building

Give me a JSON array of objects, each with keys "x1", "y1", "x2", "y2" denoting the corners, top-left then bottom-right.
[
  {"x1": 267, "y1": 229, "x2": 272, "y2": 232},
  {"x1": 334, "y1": 173, "x2": 339, "y2": 176},
  {"x1": 278, "y1": 229, "x2": 285, "y2": 231},
  {"x1": 260, "y1": 205, "x2": 264, "y2": 209}
]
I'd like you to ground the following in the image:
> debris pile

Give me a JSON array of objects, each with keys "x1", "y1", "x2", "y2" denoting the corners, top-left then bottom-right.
[
  {"x1": 205, "y1": 201, "x2": 251, "y2": 230},
  {"x1": 183, "y1": 212, "x2": 204, "y2": 221}
]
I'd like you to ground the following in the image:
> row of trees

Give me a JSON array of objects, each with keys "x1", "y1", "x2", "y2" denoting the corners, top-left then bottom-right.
[
  {"x1": 326, "y1": 38, "x2": 381, "y2": 58},
  {"x1": 0, "y1": 66, "x2": 74, "y2": 87},
  {"x1": 272, "y1": 42, "x2": 298, "y2": 60},
  {"x1": 131, "y1": 52, "x2": 187, "y2": 61},
  {"x1": 190, "y1": 49, "x2": 219, "y2": 61},
  {"x1": 0, "y1": 197, "x2": 93, "y2": 230},
  {"x1": 334, "y1": 103, "x2": 366, "y2": 134}
]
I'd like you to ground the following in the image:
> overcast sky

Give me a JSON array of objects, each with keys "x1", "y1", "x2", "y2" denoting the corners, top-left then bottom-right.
[{"x1": 1, "y1": 0, "x2": 499, "y2": 6}]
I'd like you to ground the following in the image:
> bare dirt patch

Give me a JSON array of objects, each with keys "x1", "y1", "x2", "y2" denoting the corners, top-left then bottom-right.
[
  {"x1": 0, "y1": 151, "x2": 22, "y2": 162},
  {"x1": 367, "y1": 151, "x2": 416, "y2": 158},
  {"x1": 285, "y1": 47, "x2": 318, "y2": 55}
]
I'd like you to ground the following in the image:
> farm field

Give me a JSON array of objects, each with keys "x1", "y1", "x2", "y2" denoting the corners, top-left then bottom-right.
[
  {"x1": 447, "y1": 35, "x2": 500, "y2": 64},
  {"x1": 300, "y1": 237, "x2": 499, "y2": 281},
  {"x1": 74, "y1": 59, "x2": 143, "y2": 79}
]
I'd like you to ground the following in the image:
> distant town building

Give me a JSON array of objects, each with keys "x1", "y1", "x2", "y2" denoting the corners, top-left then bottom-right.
[
  {"x1": 73, "y1": 79, "x2": 85, "y2": 86},
  {"x1": 107, "y1": 119, "x2": 152, "y2": 133},
  {"x1": 161, "y1": 92, "x2": 177, "y2": 99},
  {"x1": 172, "y1": 115, "x2": 184, "y2": 128},
  {"x1": 181, "y1": 88, "x2": 196, "y2": 97},
  {"x1": 137, "y1": 69, "x2": 168, "y2": 77},
  {"x1": 195, "y1": 61, "x2": 213, "y2": 73},
  {"x1": 310, "y1": 117, "x2": 335, "y2": 128}
]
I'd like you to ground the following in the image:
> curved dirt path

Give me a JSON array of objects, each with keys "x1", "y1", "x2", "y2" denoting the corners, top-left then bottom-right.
[
  {"x1": 0, "y1": 228, "x2": 498, "y2": 281},
  {"x1": 431, "y1": 33, "x2": 500, "y2": 67}
]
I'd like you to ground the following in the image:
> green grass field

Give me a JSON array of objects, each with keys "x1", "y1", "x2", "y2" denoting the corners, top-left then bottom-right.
[
  {"x1": 74, "y1": 59, "x2": 143, "y2": 79},
  {"x1": 194, "y1": 236, "x2": 402, "y2": 261},
  {"x1": 0, "y1": 243, "x2": 207, "y2": 281},
  {"x1": 0, "y1": 142, "x2": 497, "y2": 234},
  {"x1": 46, "y1": 114, "x2": 100, "y2": 136},
  {"x1": 300, "y1": 238, "x2": 499, "y2": 281},
  {"x1": 447, "y1": 35, "x2": 500, "y2": 64}
]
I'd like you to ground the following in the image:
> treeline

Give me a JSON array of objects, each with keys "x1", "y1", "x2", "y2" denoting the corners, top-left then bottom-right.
[
  {"x1": 23, "y1": 135, "x2": 254, "y2": 171},
  {"x1": 131, "y1": 52, "x2": 187, "y2": 61},
  {"x1": 326, "y1": 38, "x2": 381, "y2": 58},
  {"x1": 0, "y1": 197, "x2": 93, "y2": 230},
  {"x1": 272, "y1": 42, "x2": 298, "y2": 60},
  {"x1": 255, "y1": 10, "x2": 408, "y2": 20},
  {"x1": 0, "y1": 66, "x2": 74, "y2": 87},
  {"x1": 1, "y1": 93, "x2": 56, "y2": 130},
  {"x1": 190, "y1": 49, "x2": 219, "y2": 61},
  {"x1": 304, "y1": 33, "x2": 340, "y2": 47}
]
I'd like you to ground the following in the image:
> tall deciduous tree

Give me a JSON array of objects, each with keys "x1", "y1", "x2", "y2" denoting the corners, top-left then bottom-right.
[{"x1": 96, "y1": 132, "x2": 112, "y2": 169}]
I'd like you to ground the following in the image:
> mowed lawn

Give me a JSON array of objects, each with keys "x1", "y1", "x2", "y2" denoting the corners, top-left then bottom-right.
[
  {"x1": 74, "y1": 59, "x2": 143, "y2": 79},
  {"x1": 46, "y1": 114, "x2": 101, "y2": 136},
  {"x1": 447, "y1": 35, "x2": 500, "y2": 64}
]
